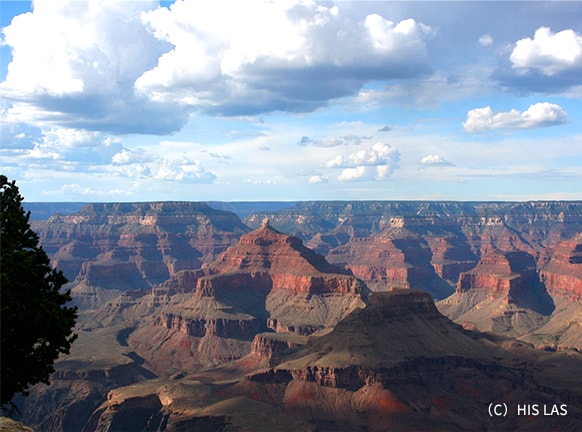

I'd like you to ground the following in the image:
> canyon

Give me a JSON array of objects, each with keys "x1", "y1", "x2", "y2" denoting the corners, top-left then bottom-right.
[{"x1": 13, "y1": 200, "x2": 582, "y2": 431}]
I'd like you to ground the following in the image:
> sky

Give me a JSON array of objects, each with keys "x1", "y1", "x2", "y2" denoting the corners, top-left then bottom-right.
[{"x1": 0, "y1": 0, "x2": 581, "y2": 202}]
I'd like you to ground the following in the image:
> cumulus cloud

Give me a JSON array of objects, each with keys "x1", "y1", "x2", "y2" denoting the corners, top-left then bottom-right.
[
  {"x1": 463, "y1": 102, "x2": 568, "y2": 133},
  {"x1": 111, "y1": 148, "x2": 215, "y2": 183},
  {"x1": 0, "y1": 124, "x2": 216, "y2": 184},
  {"x1": 153, "y1": 158, "x2": 215, "y2": 182},
  {"x1": 324, "y1": 155, "x2": 345, "y2": 169},
  {"x1": 325, "y1": 142, "x2": 400, "y2": 181},
  {"x1": 112, "y1": 148, "x2": 152, "y2": 165},
  {"x1": 494, "y1": 27, "x2": 582, "y2": 93},
  {"x1": 420, "y1": 154, "x2": 454, "y2": 167},
  {"x1": 0, "y1": 0, "x2": 433, "y2": 133},
  {"x1": 510, "y1": 27, "x2": 582, "y2": 76},
  {"x1": 28, "y1": 128, "x2": 123, "y2": 163},
  {"x1": 0, "y1": 0, "x2": 188, "y2": 134},
  {"x1": 135, "y1": 1, "x2": 432, "y2": 116}
]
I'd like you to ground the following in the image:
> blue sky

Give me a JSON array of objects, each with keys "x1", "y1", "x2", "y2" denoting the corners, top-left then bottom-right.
[{"x1": 1, "y1": 0, "x2": 581, "y2": 202}]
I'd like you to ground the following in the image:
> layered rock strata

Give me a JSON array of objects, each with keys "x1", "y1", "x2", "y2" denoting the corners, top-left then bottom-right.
[
  {"x1": 540, "y1": 234, "x2": 582, "y2": 301},
  {"x1": 31, "y1": 202, "x2": 248, "y2": 309},
  {"x1": 438, "y1": 250, "x2": 556, "y2": 336},
  {"x1": 125, "y1": 219, "x2": 368, "y2": 372}
]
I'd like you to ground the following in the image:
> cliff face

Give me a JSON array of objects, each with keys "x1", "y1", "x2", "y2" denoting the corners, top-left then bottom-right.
[
  {"x1": 117, "y1": 219, "x2": 368, "y2": 374},
  {"x1": 438, "y1": 251, "x2": 556, "y2": 337},
  {"x1": 32, "y1": 202, "x2": 249, "y2": 308},
  {"x1": 250, "y1": 201, "x2": 581, "y2": 346},
  {"x1": 457, "y1": 251, "x2": 543, "y2": 297},
  {"x1": 246, "y1": 201, "x2": 582, "y2": 245},
  {"x1": 238, "y1": 290, "x2": 582, "y2": 432},
  {"x1": 255, "y1": 201, "x2": 581, "y2": 303},
  {"x1": 326, "y1": 218, "x2": 471, "y2": 299},
  {"x1": 540, "y1": 234, "x2": 582, "y2": 301}
]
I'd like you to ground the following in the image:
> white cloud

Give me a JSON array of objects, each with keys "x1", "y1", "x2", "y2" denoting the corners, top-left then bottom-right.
[
  {"x1": 324, "y1": 155, "x2": 344, "y2": 168},
  {"x1": 0, "y1": 0, "x2": 433, "y2": 132},
  {"x1": 243, "y1": 178, "x2": 278, "y2": 185},
  {"x1": 510, "y1": 27, "x2": 582, "y2": 76},
  {"x1": 349, "y1": 142, "x2": 397, "y2": 166},
  {"x1": 338, "y1": 166, "x2": 367, "y2": 182},
  {"x1": 57, "y1": 183, "x2": 127, "y2": 197},
  {"x1": 420, "y1": 154, "x2": 454, "y2": 167},
  {"x1": 0, "y1": 0, "x2": 186, "y2": 134},
  {"x1": 463, "y1": 102, "x2": 568, "y2": 133},
  {"x1": 110, "y1": 147, "x2": 215, "y2": 183},
  {"x1": 112, "y1": 148, "x2": 151, "y2": 165},
  {"x1": 364, "y1": 15, "x2": 432, "y2": 54},
  {"x1": 0, "y1": 125, "x2": 217, "y2": 184},
  {"x1": 135, "y1": 1, "x2": 432, "y2": 115},
  {"x1": 325, "y1": 141, "x2": 400, "y2": 181},
  {"x1": 27, "y1": 128, "x2": 122, "y2": 163},
  {"x1": 153, "y1": 158, "x2": 215, "y2": 183},
  {"x1": 479, "y1": 34, "x2": 493, "y2": 47},
  {"x1": 308, "y1": 175, "x2": 328, "y2": 184}
]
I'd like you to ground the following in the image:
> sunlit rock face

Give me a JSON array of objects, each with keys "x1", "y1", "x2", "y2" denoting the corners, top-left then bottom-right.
[
  {"x1": 249, "y1": 201, "x2": 582, "y2": 302},
  {"x1": 32, "y1": 202, "x2": 249, "y2": 309},
  {"x1": 540, "y1": 234, "x2": 582, "y2": 301}
]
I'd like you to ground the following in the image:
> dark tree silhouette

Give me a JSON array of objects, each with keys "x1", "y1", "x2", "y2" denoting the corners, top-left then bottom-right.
[{"x1": 1, "y1": 175, "x2": 77, "y2": 405}]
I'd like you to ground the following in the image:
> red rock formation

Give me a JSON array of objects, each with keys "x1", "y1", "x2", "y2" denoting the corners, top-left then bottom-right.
[
  {"x1": 540, "y1": 234, "x2": 582, "y2": 301},
  {"x1": 438, "y1": 250, "x2": 556, "y2": 337},
  {"x1": 240, "y1": 289, "x2": 582, "y2": 431},
  {"x1": 457, "y1": 251, "x2": 541, "y2": 300},
  {"x1": 426, "y1": 236, "x2": 478, "y2": 282},
  {"x1": 156, "y1": 219, "x2": 365, "y2": 298},
  {"x1": 327, "y1": 225, "x2": 456, "y2": 299},
  {"x1": 459, "y1": 251, "x2": 555, "y2": 309},
  {"x1": 210, "y1": 218, "x2": 351, "y2": 276},
  {"x1": 124, "y1": 220, "x2": 369, "y2": 373},
  {"x1": 250, "y1": 333, "x2": 306, "y2": 367},
  {"x1": 155, "y1": 313, "x2": 265, "y2": 340},
  {"x1": 31, "y1": 202, "x2": 248, "y2": 308}
]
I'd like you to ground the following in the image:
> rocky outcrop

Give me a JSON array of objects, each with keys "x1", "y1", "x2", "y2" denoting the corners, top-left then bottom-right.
[
  {"x1": 0, "y1": 418, "x2": 35, "y2": 432},
  {"x1": 457, "y1": 251, "x2": 540, "y2": 296},
  {"x1": 210, "y1": 218, "x2": 351, "y2": 276},
  {"x1": 426, "y1": 235, "x2": 478, "y2": 282},
  {"x1": 19, "y1": 360, "x2": 155, "y2": 432},
  {"x1": 326, "y1": 222, "x2": 463, "y2": 299},
  {"x1": 540, "y1": 234, "x2": 582, "y2": 301},
  {"x1": 155, "y1": 313, "x2": 266, "y2": 340},
  {"x1": 31, "y1": 202, "x2": 248, "y2": 308},
  {"x1": 122, "y1": 221, "x2": 369, "y2": 374},
  {"x1": 242, "y1": 289, "x2": 582, "y2": 431},
  {"x1": 457, "y1": 251, "x2": 555, "y2": 313},
  {"x1": 438, "y1": 250, "x2": 556, "y2": 337},
  {"x1": 250, "y1": 332, "x2": 307, "y2": 367},
  {"x1": 247, "y1": 201, "x2": 581, "y2": 281}
]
